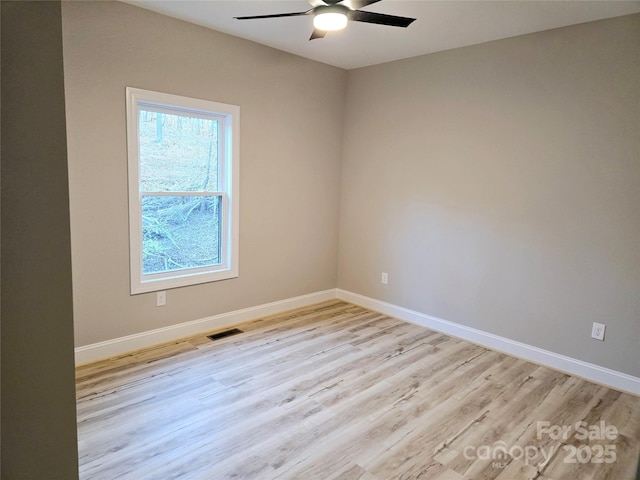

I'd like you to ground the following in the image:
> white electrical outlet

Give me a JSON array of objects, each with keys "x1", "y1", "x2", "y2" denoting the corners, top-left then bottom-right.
[
  {"x1": 381, "y1": 272, "x2": 388, "y2": 284},
  {"x1": 157, "y1": 291, "x2": 166, "y2": 307},
  {"x1": 591, "y1": 322, "x2": 605, "y2": 341}
]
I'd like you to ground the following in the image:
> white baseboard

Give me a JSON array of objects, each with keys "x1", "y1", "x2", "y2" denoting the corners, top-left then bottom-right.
[
  {"x1": 336, "y1": 289, "x2": 640, "y2": 396},
  {"x1": 74, "y1": 289, "x2": 337, "y2": 365},
  {"x1": 75, "y1": 287, "x2": 639, "y2": 395}
]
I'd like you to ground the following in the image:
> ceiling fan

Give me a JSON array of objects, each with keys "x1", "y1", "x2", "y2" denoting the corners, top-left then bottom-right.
[{"x1": 234, "y1": 0, "x2": 416, "y2": 41}]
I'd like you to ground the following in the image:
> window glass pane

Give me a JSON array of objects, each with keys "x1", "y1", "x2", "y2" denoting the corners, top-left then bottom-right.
[
  {"x1": 139, "y1": 109, "x2": 218, "y2": 192},
  {"x1": 142, "y1": 195, "x2": 221, "y2": 275}
]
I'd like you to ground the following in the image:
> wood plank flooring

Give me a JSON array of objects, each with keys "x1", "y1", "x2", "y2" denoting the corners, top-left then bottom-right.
[{"x1": 76, "y1": 300, "x2": 640, "y2": 479}]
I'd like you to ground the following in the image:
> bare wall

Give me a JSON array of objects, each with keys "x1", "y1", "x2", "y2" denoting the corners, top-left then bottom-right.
[
  {"x1": 338, "y1": 15, "x2": 640, "y2": 376},
  {"x1": 62, "y1": 1, "x2": 346, "y2": 347},
  {"x1": 1, "y1": 1, "x2": 79, "y2": 476}
]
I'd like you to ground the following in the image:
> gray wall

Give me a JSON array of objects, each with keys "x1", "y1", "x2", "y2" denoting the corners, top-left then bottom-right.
[
  {"x1": 338, "y1": 14, "x2": 640, "y2": 377},
  {"x1": 1, "y1": 1, "x2": 79, "y2": 477},
  {"x1": 61, "y1": 2, "x2": 346, "y2": 347}
]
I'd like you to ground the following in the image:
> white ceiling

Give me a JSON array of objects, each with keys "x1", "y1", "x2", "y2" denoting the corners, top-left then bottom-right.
[{"x1": 123, "y1": 0, "x2": 640, "y2": 70}]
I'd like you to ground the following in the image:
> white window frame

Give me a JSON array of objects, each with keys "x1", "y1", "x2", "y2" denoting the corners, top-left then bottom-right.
[{"x1": 126, "y1": 87, "x2": 239, "y2": 294}]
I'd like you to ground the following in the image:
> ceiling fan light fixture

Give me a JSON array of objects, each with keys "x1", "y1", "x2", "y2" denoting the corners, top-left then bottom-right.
[{"x1": 313, "y1": 8, "x2": 348, "y2": 31}]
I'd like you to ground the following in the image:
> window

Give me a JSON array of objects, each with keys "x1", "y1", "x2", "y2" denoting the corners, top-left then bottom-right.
[{"x1": 126, "y1": 87, "x2": 239, "y2": 294}]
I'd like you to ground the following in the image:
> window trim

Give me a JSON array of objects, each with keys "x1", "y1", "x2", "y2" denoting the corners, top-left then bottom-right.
[{"x1": 126, "y1": 87, "x2": 239, "y2": 294}]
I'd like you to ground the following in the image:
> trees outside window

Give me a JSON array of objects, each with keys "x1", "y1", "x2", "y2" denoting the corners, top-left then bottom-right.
[{"x1": 126, "y1": 88, "x2": 239, "y2": 294}]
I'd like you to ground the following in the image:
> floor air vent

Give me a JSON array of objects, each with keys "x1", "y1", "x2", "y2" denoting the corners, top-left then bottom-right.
[{"x1": 207, "y1": 328, "x2": 243, "y2": 341}]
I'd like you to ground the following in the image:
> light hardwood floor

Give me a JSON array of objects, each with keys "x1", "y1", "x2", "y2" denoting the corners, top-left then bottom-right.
[{"x1": 76, "y1": 301, "x2": 640, "y2": 479}]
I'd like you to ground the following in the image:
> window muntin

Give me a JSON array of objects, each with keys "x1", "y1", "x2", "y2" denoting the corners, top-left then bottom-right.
[{"x1": 127, "y1": 88, "x2": 239, "y2": 294}]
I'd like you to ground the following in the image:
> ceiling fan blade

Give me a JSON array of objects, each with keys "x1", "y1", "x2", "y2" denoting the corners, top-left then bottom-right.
[
  {"x1": 309, "y1": 29, "x2": 327, "y2": 40},
  {"x1": 340, "y1": 0, "x2": 381, "y2": 10},
  {"x1": 234, "y1": 10, "x2": 311, "y2": 20},
  {"x1": 349, "y1": 10, "x2": 416, "y2": 28},
  {"x1": 307, "y1": 0, "x2": 328, "y2": 6}
]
